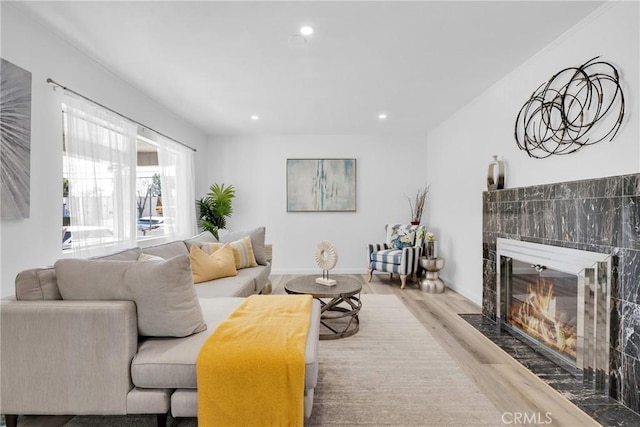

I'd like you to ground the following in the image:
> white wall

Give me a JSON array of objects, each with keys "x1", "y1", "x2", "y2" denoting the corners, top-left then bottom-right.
[
  {"x1": 0, "y1": 4, "x2": 209, "y2": 298},
  {"x1": 426, "y1": 2, "x2": 640, "y2": 305},
  {"x1": 207, "y1": 134, "x2": 428, "y2": 274}
]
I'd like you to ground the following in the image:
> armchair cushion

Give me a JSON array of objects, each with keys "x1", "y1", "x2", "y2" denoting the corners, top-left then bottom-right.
[
  {"x1": 390, "y1": 228, "x2": 416, "y2": 249},
  {"x1": 385, "y1": 224, "x2": 425, "y2": 247},
  {"x1": 386, "y1": 225, "x2": 405, "y2": 246},
  {"x1": 371, "y1": 249, "x2": 403, "y2": 264}
]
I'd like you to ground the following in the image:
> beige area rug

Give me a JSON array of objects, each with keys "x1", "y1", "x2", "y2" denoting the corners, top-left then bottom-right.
[
  {"x1": 305, "y1": 294, "x2": 502, "y2": 426},
  {"x1": 64, "y1": 294, "x2": 502, "y2": 426}
]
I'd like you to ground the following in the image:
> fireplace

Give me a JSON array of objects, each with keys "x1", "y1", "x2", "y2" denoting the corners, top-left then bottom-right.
[
  {"x1": 482, "y1": 174, "x2": 640, "y2": 415},
  {"x1": 508, "y1": 261, "x2": 578, "y2": 362},
  {"x1": 497, "y1": 238, "x2": 612, "y2": 391}
]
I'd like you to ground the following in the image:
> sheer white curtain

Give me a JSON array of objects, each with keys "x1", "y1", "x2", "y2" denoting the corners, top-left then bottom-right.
[
  {"x1": 156, "y1": 134, "x2": 196, "y2": 240},
  {"x1": 63, "y1": 92, "x2": 137, "y2": 256}
]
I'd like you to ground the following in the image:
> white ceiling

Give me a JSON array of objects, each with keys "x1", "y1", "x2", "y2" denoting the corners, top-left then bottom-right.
[{"x1": 14, "y1": 1, "x2": 604, "y2": 137}]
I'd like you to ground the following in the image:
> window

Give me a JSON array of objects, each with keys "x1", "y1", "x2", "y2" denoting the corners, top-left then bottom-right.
[
  {"x1": 136, "y1": 138, "x2": 163, "y2": 239},
  {"x1": 62, "y1": 92, "x2": 195, "y2": 255}
]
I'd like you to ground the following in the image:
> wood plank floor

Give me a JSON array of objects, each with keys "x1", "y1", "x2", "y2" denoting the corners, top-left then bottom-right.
[{"x1": 12, "y1": 273, "x2": 599, "y2": 426}]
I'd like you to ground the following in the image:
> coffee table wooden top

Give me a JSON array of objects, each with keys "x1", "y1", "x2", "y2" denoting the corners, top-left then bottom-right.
[{"x1": 284, "y1": 275, "x2": 362, "y2": 298}]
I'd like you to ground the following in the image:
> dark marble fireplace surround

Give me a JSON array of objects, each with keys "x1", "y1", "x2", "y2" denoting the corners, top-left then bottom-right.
[{"x1": 482, "y1": 173, "x2": 640, "y2": 415}]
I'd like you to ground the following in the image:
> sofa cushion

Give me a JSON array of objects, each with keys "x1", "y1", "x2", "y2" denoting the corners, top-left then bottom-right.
[
  {"x1": 54, "y1": 255, "x2": 207, "y2": 338},
  {"x1": 170, "y1": 390, "x2": 198, "y2": 418},
  {"x1": 138, "y1": 253, "x2": 164, "y2": 261},
  {"x1": 251, "y1": 264, "x2": 272, "y2": 294},
  {"x1": 13, "y1": 247, "x2": 142, "y2": 301},
  {"x1": 202, "y1": 236, "x2": 258, "y2": 270},
  {"x1": 183, "y1": 232, "x2": 218, "y2": 251},
  {"x1": 95, "y1": 247, "x2": 142, "y2": 261},
  {"x1": 15, "y1": 268, "x2": 61, "y2": 300},
  {"x1": 190, "y1": 244, "x2": 237, "y2": 283},
  {"x1": 126, "y1": 388, "x2": 172, "y2": 414},
  {"x1": 131, "y1": 298, "x2": 243, "y2": 389},
  {"x1": 218, "y1": 227, "x2": 267, "y2": 266},
  {"x1": 141, "y1": 241, "x2": 188, "y2": 259},
  {"x1": 130, "y1": 297, "x2": 320, "y2": 391},
  {"x1": 193, "y1": 266, "x2": 267, "y2": 298}
]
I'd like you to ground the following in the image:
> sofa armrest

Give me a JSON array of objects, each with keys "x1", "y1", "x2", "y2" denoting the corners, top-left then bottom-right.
[
  {"x1": 0, "y1": 300, "x2": 138, "y2": 415},
  {"x1": 265, "y1": 243, "x2": 272, "y2": 263}
]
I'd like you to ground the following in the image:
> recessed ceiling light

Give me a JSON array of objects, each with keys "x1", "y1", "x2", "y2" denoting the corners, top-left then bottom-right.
[
  {"x1": 378, "y1": 113, "x2": 387, "y2": 120},
  {"x1": 300, "y1": 26, "x2": 314, "y2": 36},
  {"x1": 251, "y1": 115, "x2": 259, "y2": 120}
]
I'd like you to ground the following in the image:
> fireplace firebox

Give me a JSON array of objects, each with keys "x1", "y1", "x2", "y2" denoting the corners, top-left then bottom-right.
[
  {"x1": 497, "y1": 238, "x2": 611, "y2": 392},
  {"x1": 508, "y1": 260, "x2": 578, "y2": 364}
]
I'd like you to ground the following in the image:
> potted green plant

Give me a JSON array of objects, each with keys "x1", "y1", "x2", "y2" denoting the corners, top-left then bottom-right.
[
  {"x1": 407, "y1": 185, "x2": 430, "y2": 225},
  {"x1": 196, "y1": 183, "x2": 235, "y2": 239}
]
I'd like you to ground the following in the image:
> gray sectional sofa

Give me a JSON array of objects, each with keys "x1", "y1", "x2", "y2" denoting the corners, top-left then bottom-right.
[{"x1": 0, "y1": 229, "x2": 321, "y2": 426}]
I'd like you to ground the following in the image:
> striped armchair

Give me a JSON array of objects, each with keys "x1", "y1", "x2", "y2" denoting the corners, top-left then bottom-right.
[{"x1": 367, "y1": 224, "x2": 426, "y2": 289}]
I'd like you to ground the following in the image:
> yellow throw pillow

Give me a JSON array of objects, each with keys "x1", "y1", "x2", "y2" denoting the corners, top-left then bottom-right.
[
  {"x1": 202, "y1": 236, "x2": 258, "y2": 269},
  {"x1": 189, "y1": 243, "x2": 237, "y2": 284}
]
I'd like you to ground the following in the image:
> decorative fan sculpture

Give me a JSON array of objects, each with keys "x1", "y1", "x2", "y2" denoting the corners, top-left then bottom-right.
[{"x1": 315, "y1": 240, "x2": 338, "y2": 286}]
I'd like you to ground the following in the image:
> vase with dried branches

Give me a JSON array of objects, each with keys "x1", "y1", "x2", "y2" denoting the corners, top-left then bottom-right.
[{"x1": 407, "y1": 185, "x2": 430, "y2": 225}]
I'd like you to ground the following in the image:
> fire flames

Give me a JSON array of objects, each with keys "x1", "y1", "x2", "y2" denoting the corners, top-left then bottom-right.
[{"x1": 509, "y1": 279, "x2": 577, "y2": 359}]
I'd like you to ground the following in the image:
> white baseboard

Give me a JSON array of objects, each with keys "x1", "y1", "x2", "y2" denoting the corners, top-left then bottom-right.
[{"x1": 271, "y1": 267, "x2": 369, "y2": 275}]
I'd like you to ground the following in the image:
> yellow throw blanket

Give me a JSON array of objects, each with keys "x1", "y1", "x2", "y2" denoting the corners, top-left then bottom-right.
[{"x1": 197, "y1": 294, "x2": 313, "y2": 427}]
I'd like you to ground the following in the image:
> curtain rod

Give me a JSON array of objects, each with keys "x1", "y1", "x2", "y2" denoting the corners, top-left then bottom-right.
[{"x1": 46, "y1": 77, "x2": 197, "y2": 152}]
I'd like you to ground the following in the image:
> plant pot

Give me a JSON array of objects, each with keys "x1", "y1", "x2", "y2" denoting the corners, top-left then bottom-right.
[{"x1": 426, "y1": 240, "x2": 437, "y2": 259}]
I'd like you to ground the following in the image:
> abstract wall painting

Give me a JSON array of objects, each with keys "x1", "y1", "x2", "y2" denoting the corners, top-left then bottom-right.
[
  {"x1": 1, "y1": 58, "x2": 32, "y2": 219},
  {"x1": 287, "y1": 158, "x2": 356, "y2": 212}
]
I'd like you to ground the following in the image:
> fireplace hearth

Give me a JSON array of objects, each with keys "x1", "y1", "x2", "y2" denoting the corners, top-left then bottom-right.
[{"x1": 462, "y1": 313, "x2": 640, "y2": 426}]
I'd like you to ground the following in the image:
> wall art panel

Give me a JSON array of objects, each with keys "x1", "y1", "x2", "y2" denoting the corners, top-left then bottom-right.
[
  {"x1": 287, "y1": 158, "x2": 356, "y2": 212},
  {"x1": 0, "y1": 58, "x2": 32, "y2": 219}
]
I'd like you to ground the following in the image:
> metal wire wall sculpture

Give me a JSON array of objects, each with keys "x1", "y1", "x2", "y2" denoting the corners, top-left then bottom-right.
[{"x1": 514, "y1": 56, "x2": 625, "y2": 159}]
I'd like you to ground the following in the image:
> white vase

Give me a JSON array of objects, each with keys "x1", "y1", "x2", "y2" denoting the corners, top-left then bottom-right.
[{"x1": 487, "y1": 155, "x2": 505, "y2": 190}]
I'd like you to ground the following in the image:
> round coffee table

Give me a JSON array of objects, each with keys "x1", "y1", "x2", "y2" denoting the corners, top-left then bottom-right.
[{"x1": 285, "y1": 275, "x2": 362, "y2": 340}]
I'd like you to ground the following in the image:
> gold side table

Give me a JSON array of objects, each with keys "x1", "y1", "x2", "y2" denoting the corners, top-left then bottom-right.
[{"x1": 419, "y1": 257, "x2": 445, "y2": 293}]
